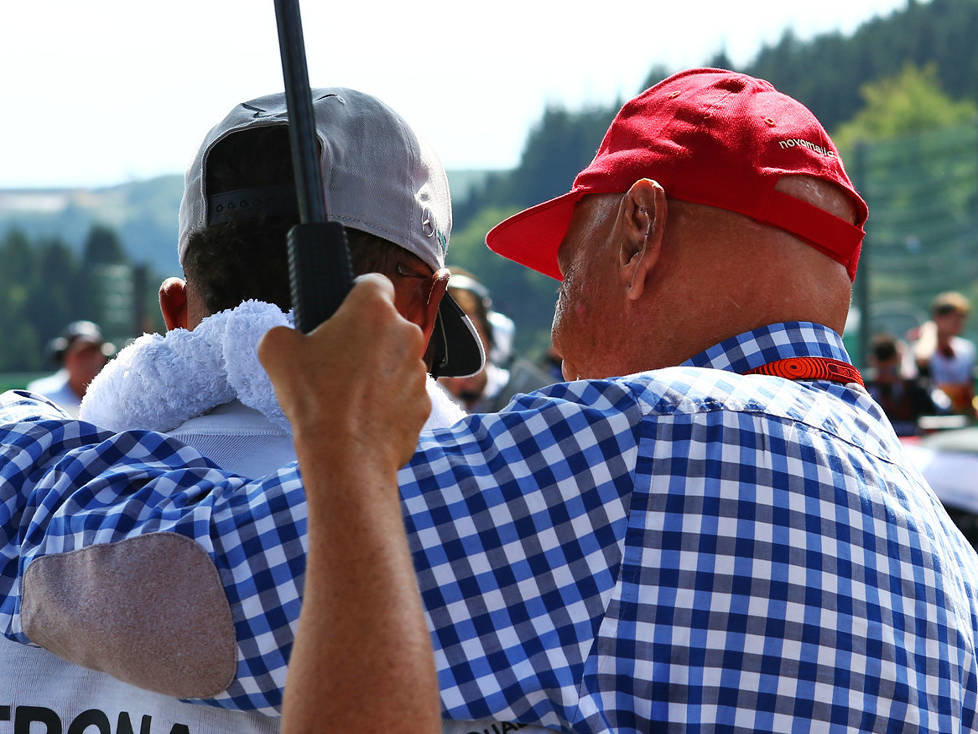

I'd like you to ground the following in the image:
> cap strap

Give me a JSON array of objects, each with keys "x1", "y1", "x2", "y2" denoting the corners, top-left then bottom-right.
[
  {"x1": 758, "y1": 190, "x2": 865, "y2": 279},
  {"x1": 207, "y1": 185, "x2": 299, "y2": 226}
]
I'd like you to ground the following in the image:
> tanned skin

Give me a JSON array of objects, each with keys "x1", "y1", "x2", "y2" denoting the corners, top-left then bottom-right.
[{"x1": 259, "y1": 274, "x2": 439, "y2": 734}]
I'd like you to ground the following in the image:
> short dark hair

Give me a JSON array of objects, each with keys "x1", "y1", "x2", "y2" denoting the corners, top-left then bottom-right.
[
  {"x1": 870, "y1": 332, "x2": 899, "y2": 363},
  {"x1": 182, "y1": 125, "x2": 428, "y2": 315}
]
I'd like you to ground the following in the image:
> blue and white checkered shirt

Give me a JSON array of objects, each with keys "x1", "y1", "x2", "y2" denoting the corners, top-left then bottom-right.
[{"x1": 1, "y1": 321, "x2": 977, "y2": 732}]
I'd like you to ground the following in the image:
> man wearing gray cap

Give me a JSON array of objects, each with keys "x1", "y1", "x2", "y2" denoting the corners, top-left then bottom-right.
[
  {"x1": 79, "y1": 88, "x2": 482, "y2": 474},
  {"x1": 0, "y1": 88, "x2": 484, "y2": 734}
]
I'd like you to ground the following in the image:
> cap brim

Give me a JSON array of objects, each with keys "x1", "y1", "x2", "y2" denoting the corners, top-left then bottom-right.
[
  {"x1": 435, "y1": 293, "x2": 486, "y2": 378},
  {"x1": 485, "y1": 190, "x2": 582, "y2": 281}
]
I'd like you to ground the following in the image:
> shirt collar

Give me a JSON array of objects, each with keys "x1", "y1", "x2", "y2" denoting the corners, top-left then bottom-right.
[{"x1": 681, "y1": 321, "x2": 852, "y2": 374}]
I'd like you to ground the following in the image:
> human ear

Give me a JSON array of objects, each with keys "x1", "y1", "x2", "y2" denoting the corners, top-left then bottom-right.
[
  {"x1": 158, "y1": 278, "x2": 189, "y2": 331},
  {"x1": 617, "y1": 179, "x2": 667, "y2": 301}
]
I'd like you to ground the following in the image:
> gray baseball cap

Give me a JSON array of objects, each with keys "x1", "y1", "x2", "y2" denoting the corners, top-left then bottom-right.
[{"x1": 178, "y1": 87, "x2": 485, "y2": 378}]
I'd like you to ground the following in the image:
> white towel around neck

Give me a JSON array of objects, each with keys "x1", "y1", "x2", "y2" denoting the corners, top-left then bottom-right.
[{"x1": 80, "y1": 300, "x2": 465, "y2": 435}]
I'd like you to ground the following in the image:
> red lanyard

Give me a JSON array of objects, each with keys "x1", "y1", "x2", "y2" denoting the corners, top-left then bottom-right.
[{"x1": 745, "y1": 357, "x2": 864, "y2": 387}]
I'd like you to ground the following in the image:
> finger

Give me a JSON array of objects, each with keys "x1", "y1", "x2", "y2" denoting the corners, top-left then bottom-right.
[
  {"x1": 332, "y1": 274, "x2": 399, "y2": 331},
  {"x1": 413, "y1": 366, "x2": 432, "y2": 424},
  {"x1": 396, "y1": 365, "x2": 432, "y2": 466},
  {"x1": 351, "y1": 272, "x2": 396, "y2": 302},
  {"x1": 339, "y1": 276, "x2": 423, "y2": 352},
  {"x1": 390, "y1": 314, "x2": 427, "y2": 358},
  {"x1": 258, "y1": 325, "x2": 304, "y2": 375}
]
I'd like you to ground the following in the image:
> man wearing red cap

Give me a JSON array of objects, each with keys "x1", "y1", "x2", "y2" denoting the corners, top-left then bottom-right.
[{"x1": 1, "y1": 69, "x2": 977, "y2": 732}]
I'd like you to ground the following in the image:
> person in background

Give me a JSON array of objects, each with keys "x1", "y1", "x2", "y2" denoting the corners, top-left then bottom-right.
[
  {"x1": 438, "y1": 267, "x2": 554, "y2": 412},
  {"x1": 487, "y1": 310, "x2": 516, "y2": 368},
  {"x1": 26, "y1": 320, "x2": 114, "y2": 416},
  {"x1": 864, "y1": 332, "x2": 944, "y2": 436},
  {"x1": 538, "y1": 343, "x2": 564, "y2": 382},
  {"x1": 912, "y1": 291, "x2": 977, "y2": 417}
]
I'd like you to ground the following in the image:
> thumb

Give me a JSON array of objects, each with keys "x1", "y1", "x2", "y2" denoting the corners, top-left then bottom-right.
[{"x1": 258, "y1": 325, "x2": 304, "y2": 380}]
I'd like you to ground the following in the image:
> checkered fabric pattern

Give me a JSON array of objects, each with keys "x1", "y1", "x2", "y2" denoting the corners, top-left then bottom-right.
[
  {"x1": 2, "y1": 322, "x2": 978, "y2": 733},
  {"x1": 0, "y1": 392, "x2": 308, "y2": 714}
]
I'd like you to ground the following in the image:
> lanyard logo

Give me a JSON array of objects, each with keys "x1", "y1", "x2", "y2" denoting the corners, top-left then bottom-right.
[{"x1": 745, "y1": 357, "x2": 864, "y2": 387}]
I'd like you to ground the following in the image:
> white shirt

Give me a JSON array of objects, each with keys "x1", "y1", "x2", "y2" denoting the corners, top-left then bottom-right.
[{"x1": 26, "y1": 369, "x2": 81, "y2": 417}]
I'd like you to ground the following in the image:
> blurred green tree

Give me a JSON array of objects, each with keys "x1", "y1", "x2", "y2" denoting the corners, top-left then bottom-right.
[
  {"x1": 447, "y1": 206, "x2": 559, "y2": 358},
  {"x1": 833, "y1": 63, "x2": 978, "y2": 354},
  {"x1": 83, "y1": 223, "x2": 127, "y2": 264},
  {"x1": 834, "y1": 63, "x2": 976, "y2": 150},
  {"x1": 0, "y1": 224, "x2": 162, "y2": 373}
]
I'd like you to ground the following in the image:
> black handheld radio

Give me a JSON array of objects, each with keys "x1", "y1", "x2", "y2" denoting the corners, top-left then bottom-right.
[{"x1": 273, "y1": 0, "x2": 354, "y2": 333}]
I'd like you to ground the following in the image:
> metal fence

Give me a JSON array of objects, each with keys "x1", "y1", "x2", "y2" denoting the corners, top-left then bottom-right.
[{"x1": 851, "y1": 121, "x2": 978, "y2": 368}]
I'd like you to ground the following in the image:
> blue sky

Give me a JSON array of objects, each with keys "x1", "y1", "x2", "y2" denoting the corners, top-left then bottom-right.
[{"x1": 1, "y1": 0, "x2": 910, "y2": 188}]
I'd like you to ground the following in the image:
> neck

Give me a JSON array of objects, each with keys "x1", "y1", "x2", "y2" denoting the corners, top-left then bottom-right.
[
  {"x1": 67, "y1": 375, "x2": 87, "y2": 400},
  {"x1": 632, "y1": 244, "x2": 850, "y2": 370}
]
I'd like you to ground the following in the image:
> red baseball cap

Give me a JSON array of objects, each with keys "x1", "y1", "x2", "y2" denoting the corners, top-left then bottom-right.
[{"x1": 486, "y1": 68, "x2": 868, "y2": 281}]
